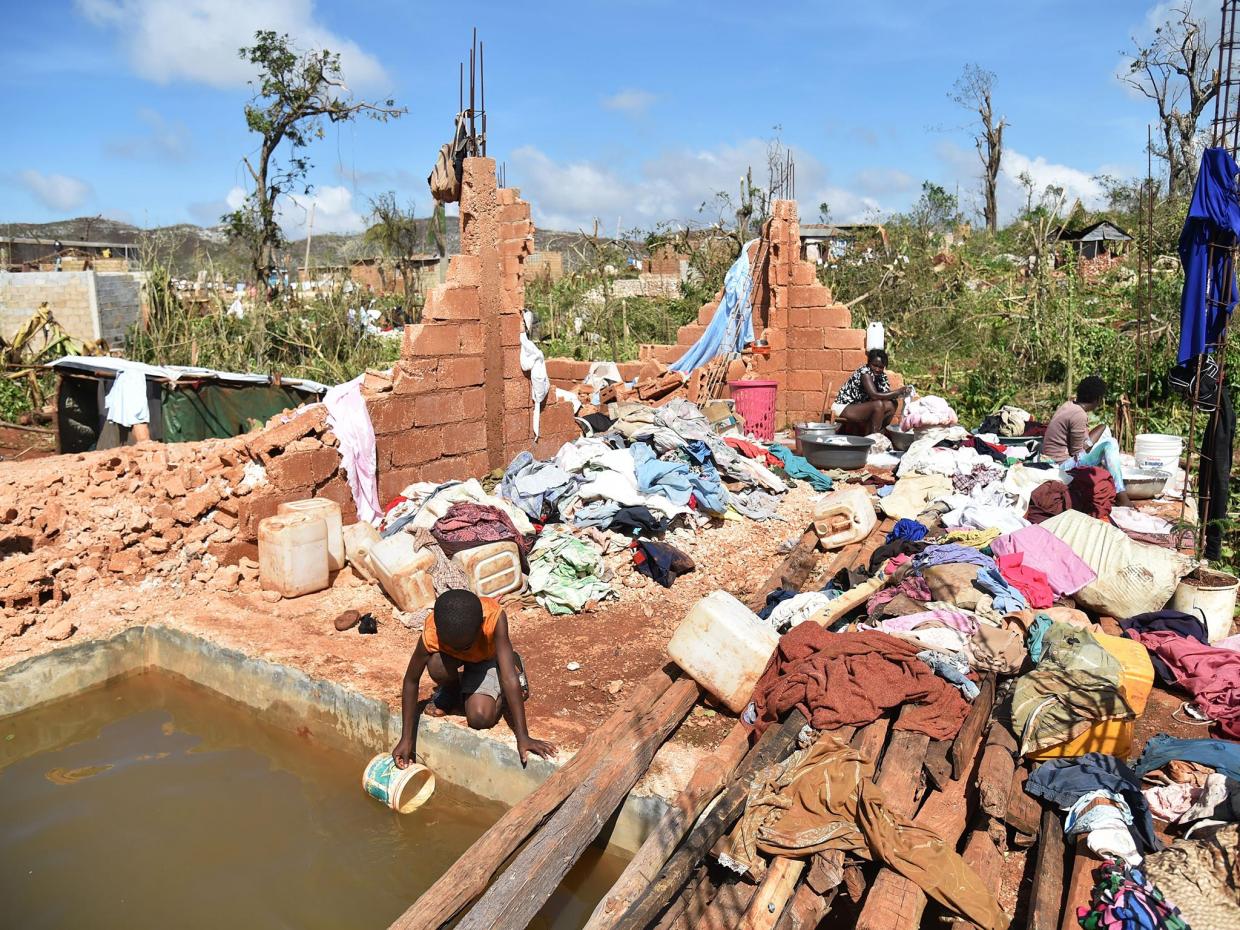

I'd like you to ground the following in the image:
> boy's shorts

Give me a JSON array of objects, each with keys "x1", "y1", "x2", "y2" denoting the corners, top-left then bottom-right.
[{"x1": 461, "y1": 659, "x2": 503, "y2": 703}]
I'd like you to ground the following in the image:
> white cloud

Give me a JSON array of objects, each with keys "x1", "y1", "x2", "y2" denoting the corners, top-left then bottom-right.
[
  {"x1": 105, "y1": 108, "x2": 191, "y2": 160},
  {"x1": 75, "y1": 0, "x2": 387, "y2": 89},
  {"x1": 1000, "y1": 150, "x2": 1107, "y2": 210},
  {"x1": 18, "y1": 170, "x2": 93, "y2": 211},
  {"x1": 853, "y1": 167, "x2": 915, "y2": 197},
  {"x1": 508, "y1": 139, "x2": 889, "y2": 232},
  {"x1": 222, "y1": 183, "x2": 366, "y2": 237},
  {"x1": 936, "y1": 141, "x2": 1108, "y2": 223},
  {"x1": 601, "y1": 89, "x2": 656, "y2": 115}
]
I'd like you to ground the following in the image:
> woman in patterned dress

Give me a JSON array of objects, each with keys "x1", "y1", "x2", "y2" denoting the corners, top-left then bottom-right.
[{"x1": 832, "y1": 348, "x2": 910, "y2": 435}]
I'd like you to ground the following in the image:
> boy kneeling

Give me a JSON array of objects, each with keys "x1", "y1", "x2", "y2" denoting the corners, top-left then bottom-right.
[{"x1": 392, "y1": 589, "x2": 556, "y2": 769}]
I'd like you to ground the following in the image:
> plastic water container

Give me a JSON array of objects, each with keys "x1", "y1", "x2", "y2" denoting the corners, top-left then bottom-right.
[
  {"x1": 258, "y1": 513, "x2": 330, "y2": 598},
  {"x1": 812, "y1": 486, "x2": 877, "y2": 549},
  {"x1": 1171, "y1": 569, "x2": 1239, "y2": 643},
  {"x1": 453, "y1": 541, "x2": 523, "y2": 598},
  {"x1": 728, "y1": 380, "x2": 779, "y2": 442},
  {"x1": 361, "y1": 753, "x2": 436, "y2": 813},
  {"x1": 1134, "y1": 433, "x2": 1184, "y2": 471},
  {"x1": 368, "y1": 534, "x2": 437, "y2": 612},
  {"x1": 668, "y1": 591, "x2": 780, "y2": 713},
  {"x1": 866, "y1": 321, "x2": 885, "y2": 351},
  {"x1": 278, "y1": 498, "x2": 344, "y2": 571}
]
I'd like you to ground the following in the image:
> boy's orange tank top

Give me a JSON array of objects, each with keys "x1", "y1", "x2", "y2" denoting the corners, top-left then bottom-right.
[{"x1": 421, "y1": 597, "x2": 502, "y2": 663}]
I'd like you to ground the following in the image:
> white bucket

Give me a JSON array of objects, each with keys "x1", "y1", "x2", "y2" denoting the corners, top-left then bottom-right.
[
  {"x1": 1134, "y1": 434, "x2": 1184, "y2": 471},
  {"x1": 361, "y1": 753, "x2": 436, "y2": 813},
  {"x1": 1170, "y1": 569, "x2": 1239, "y2": 643}
]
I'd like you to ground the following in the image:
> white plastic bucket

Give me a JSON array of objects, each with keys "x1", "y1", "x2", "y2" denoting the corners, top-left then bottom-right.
[
  {"x1": 1170, "y1": 569, "x2": 1239, "y2": 643},
  {"x1": 361, "y1": 753, "x2": 436, "y2": 813},
  {"x1": 1134, "y1": 434, "x2": 1184, "y2": 471}
]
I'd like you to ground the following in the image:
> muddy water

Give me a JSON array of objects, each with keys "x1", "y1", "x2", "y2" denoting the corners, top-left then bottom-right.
[{"x1": 0, "y1": 673, "x2": 627, "y2": 930}]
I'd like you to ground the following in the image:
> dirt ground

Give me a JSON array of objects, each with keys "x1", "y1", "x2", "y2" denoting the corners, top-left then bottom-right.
[{"x1": 0, "y1": 424, "x2": 55, "y2": 463}]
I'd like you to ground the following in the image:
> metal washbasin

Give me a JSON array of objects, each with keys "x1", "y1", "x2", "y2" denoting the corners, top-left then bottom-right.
[
  {"x1": 884, "y1": 426, "x2": 916, "y2": 452},
  {"x1": 799, "y1": 435, "x2": 874, "y2": 470},
  {"x1": 1123, "y1": 469, "x2": 1171, "y2": 501},
  {"x1": 794, "y1": 422, "x2": 838, "y2": 456}
]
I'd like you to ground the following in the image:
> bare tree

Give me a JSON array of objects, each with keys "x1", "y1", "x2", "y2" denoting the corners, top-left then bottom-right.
[
  {"x1": 223, "y1": 31, "x2": 405, "y2": 289},
  {"x1": 365, "y1": 192, "x2": 420, "y2": 299},
  {"x1": 950, "y1": 64, "x2": 1006, "y2": 232},
  {"x1": 1121, "y1": 2, "x2": 1219, "y2": 196}
]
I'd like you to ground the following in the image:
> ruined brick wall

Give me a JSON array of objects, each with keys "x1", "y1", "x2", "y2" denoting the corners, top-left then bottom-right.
[{"x1": 626, "y1": 200, "x2": 872, "y2": 428}]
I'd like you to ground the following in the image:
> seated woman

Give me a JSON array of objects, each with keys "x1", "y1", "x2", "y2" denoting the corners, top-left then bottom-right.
[
  {"x1": 1042, "y1": 376, "x2": 1132, "y2": 507},
  {"x1": 832, "y1": 348, "x2": 911, "y2": 435}
]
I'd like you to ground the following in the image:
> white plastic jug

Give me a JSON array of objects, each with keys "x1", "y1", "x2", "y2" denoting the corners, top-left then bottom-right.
[
  {"x1": 453, "y1": 541, "x2": 523, "y2": 598},
  {"x1": 812, "y1": 485, "x2": 877, "y2": 549},
  {"x1": 667, "y1": 591, "x2": 780, "y2": 713},
  {"x1": 278, "y1": 498, "x2": 344, "y2": 571},
  {"x1": 368, "y1": 534, "x2": 437, "y2": 612},
  {"x1": 258, "y1": 513, "x2": 330, "y2": 598}
]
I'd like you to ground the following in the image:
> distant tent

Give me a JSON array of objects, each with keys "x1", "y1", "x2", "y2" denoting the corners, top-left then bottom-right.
[{"x1": 48, "y1": 356, "x2": 328, "y2": 452}]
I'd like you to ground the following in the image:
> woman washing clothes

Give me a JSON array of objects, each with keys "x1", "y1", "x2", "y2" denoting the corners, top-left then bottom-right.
[
  {"x1": 1042, "y1": 376, "x2": 1133, "y2": 507},
  {"x1": 832, "y1": 348, "x2": 912, "y2": 435}
]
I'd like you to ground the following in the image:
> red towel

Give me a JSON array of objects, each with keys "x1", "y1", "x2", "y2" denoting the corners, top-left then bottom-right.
[
  {"x1": 996, "y1": 552, "x2": 1054, "y2": 609},
  {"x1": 1068, "y1": 466, "x2": 1116, "y2": 521}
]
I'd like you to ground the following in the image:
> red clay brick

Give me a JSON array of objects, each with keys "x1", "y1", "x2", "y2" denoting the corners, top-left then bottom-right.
[
  {"x1": 789, "y1": 307, "x2": 815, "y2": 329},
  {"x1": 268, "y1": 447, "x2": 339, "y2": 489},
  {"x1": 439, "y1": 356, "x2": 485, "y2": 388},
  {"x1": 403, "y1": 323, "x2": 460, "y2": 357},
  {"x1": 367, "y1": 394, "x2": 417, "y2": 434},
  {"x1": 789, "y1": 284, "x2": 831, "y2": 308},
  {"x1": 499, "y1": 314, "x2": 522, "y2": 347},
  {"x1": 791, "y1": 262, "x2": 817, "y2": 286},
  {"x1": 245, "y1": 405, "x2": 327, "y2": 457},
  {"x1": 826, "y1": 328, "x2": 866, "y2": 350},
  {"x1": 393, "y1": 357, "x2": 437, "y2": 394},
  {"x1": 545, "y1": 358, "x2": 590, "y2": 382},
  {"x1": 821, "y1": 305, "x2": 851, "y2": 328},
  {"x1": 442, "y1": 421, "x2": 487, "y2": 457},
  {"x1": 840, "y1": 348, "x2": 868, "y2": 369},
  {"x1": 788, "y1": 329, "x2": 824, "y2": 350},
  {"x1": 426, "y1": 283, "x2": 481, "y2": 321},
  {"x1": 313, "y1": 476, "x2": 359, "y2": 524},
  {"x1": 447, "y1": 254, "x2": 481, "y2": 287},
  {"x1": 387, "y1": 427, "x2": 443, "y2": 467},
  {"x1": 457, "y1": 323, "x2": 484, "y2": 354},
  {"x1": 238, "y1": 487, "x2": 309, "y2": 540},
  {"x1": 413, "y1": 391, "x2": 465, "y2": 426},
  {"x1": 789, "y1": 369, "x2": 824, "y2": 392},
  {"x1": 379, "y1": 467, "x2": 426, "y2": 505}
]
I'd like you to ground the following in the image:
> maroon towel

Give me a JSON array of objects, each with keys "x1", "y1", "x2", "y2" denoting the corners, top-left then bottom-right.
[
  {"x1": 1025, "y1": 480, "x2": 1071, "y2": 524},
  {"x1": 1068, "y1": 466, "x2": 1116, "y2": 521}
]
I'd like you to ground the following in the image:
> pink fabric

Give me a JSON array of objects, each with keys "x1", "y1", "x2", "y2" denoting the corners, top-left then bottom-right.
[
  {"x1": 996, "y1": 552, "x2": 1054, "y2": 609},
  {"x1": 1125, "y1": 628, "x2": 1240, "y2": 739},
  {"x1": 877, "y1": 609, "x2": 978, "y2": 635},
  {"x1": 867, "y1": 574, "x2": 932, "y2": 614},
  {"x1": 1215, "y1": 633, "x2": 1240, "y2": 653},
  {"x1": 323, "y1": 376, "x2": 380, "y2": 523},
  {"x1": 990, "y1": 524, "x2": 1096, "y2": 597},
  {"x1": 885, "y1": 553, "x2": 912, "y2": 575}
]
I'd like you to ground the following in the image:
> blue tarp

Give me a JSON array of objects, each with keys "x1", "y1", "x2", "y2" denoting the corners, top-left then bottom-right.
[
  {"x1": 1177, "y1": 147, "x2": 1240, "y2": 363},
  {"x1": 670, "y1": 240, "x2": 758, "y2": 373}
]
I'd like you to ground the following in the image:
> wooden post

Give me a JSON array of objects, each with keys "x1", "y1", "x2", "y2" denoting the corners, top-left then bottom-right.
[
  {"x1": 1059, "y1": 839, "x2": 1101, "y2": 930},
  {"x1": 612, "y1": 711, "x2": 807, "y2": 930},
  {"x1": 739, "y1": 858, "x2": 805, "y2": 930},
  {"x1": 1028, "y1": 808, "x2": 1066, "y2": 930},
  {"x1": 810, "y1": 576, "x2": 885, "y2": 627},
  {"x1": 388, "y1": 667, "x2": 677, "y2": 930},
  {"x1": 1004, "y1": 767, "x2": 1041, "y2": 843},
  {"x1": 585, "y1": 724, "x2": 752, "y2": 929},
  {"x1": 454, "y1": 678, "x2": 701, "y2": 930},
  {"x1": 958, "y1": 831, "x2": 1005, "y2": 930},
  {"x1": 950, "y1": 674, "x2": 996, "y2": 780},
  {"x1": 745, "y1": 525, "x2": 821, "y2": 611}
]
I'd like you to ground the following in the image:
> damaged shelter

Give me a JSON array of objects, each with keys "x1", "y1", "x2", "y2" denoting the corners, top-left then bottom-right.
[{"x1": 49, "y1": 355, "x2": 328, "y2": 453}]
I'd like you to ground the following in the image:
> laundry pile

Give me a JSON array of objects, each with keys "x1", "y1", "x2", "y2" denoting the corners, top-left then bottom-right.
[{"x1": 370, "y1": 397, "x2": 801, "y2": 620}]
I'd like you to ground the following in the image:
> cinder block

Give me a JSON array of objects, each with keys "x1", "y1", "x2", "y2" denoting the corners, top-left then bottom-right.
[
  {"x1": 438, "y1": 356, "x2": 485, "y2": 388},
  {"x1": 367, "y1": 394, "x2": 417, "y2": 434},
  {"x1": 825, "y1": 328, "x2": 866, "y2": 350},
  {"x1": 789, "y1": 285, "x2": 831, "y2": 308}
]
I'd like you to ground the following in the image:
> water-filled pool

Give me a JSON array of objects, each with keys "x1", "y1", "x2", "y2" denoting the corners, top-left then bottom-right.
[{"x1": 0, "y1": 672, "x2": 625, "y2": 929}]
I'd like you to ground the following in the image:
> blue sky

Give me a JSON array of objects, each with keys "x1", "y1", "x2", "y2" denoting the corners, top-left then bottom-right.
[{"x1": 1, "y1": 0, "x2": 1185, "y2": 237}]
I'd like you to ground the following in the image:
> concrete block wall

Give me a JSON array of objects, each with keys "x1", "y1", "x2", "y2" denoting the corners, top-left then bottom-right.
[
  {"x1": 94, "y1": 272, "x2": 144, "y2": 346},
  {"x1": 633, "y1": 200, "x2": 873, "y2": 428},
  {"x1": 0, "y1": 271, "x2": 98, "y2": 343}
]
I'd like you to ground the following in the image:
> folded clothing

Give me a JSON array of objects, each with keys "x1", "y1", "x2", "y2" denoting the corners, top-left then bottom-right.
[{"x1": 990, "y1": 523, "x2": 1096, "y2": 597}]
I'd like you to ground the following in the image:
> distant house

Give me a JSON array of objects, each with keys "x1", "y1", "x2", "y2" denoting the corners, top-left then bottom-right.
[
  {"x1": 1049, "y1": 221, "x2": 1132, "y2": 260},
  {"x1": 798, "y1": 223, "x2": 889, "y2": 263}
]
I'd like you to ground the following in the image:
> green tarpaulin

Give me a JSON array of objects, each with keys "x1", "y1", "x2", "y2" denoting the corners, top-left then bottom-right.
[{"x1": 160, "y1": 383, "x2": 321, "y2": 443}]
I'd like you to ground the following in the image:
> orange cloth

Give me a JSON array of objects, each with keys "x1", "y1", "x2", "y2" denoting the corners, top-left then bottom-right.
[{"x1": 421, "y1": 596, "x2": 502, "y2": 662}]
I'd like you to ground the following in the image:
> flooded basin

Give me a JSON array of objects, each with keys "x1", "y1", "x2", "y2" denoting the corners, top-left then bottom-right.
[{"x1": 0, "y1": 672, "x2": 626, "y2": 930}]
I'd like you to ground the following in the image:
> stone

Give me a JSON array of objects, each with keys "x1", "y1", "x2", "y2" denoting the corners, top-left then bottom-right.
[
  {"x1": 260, "y1": 589, "x2": 282, "y2": 603},
  {"x1": 44, "y1": 618, "x2": 76, "y2": 641}
]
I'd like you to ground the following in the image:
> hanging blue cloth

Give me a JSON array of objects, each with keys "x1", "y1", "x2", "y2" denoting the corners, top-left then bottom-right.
[
  {"x1": 1178, "y1": 146, "x2": 1240, "y2": 363},
  {"x1": 670, "y1": 240, "x2": 757, "y2": 373}
]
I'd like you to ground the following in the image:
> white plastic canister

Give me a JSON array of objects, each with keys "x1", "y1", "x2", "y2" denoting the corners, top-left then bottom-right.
[
  {"x1": 258, "y1": 513, "x2": 330, "y2": 597},
  {"x1": 278, "y1": 498, "x2": 344, "y2": 571},
  {"x1": 667, "y1": 591, "x2": 780, "y2": 713},
  {"x1": 1134, "y1": 434, "x2": 1184, "y2": 471},
  {"x1": 812, "y1": 485, "x2": 878, "y2": 549},
  {"x1": 452, "y1": 541, "x2": 523, "y2": 598},
  {"x1": 368, "y1": 534, "x2": 437, "y2": 612}
]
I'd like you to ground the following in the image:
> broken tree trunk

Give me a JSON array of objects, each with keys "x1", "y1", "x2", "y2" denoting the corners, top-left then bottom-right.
[
  {"x1": 585, "y1": 724, "x2": 752, "y2": 929},
  {"x1": 1028, "y1": 807, "x2": 1066, "y2": 930},
  {"x1": 951, "y1": 674, "x2": 996, "y2": 780},
  {"x1": 454, "y1": 677, "x2": 701, "y2": 930},
  {"x1": 389, "y1": 667, "x2": 678, "y2": 930},
  {"x1": 612, "y1": 711, "x2": 807, "y2": 930}
]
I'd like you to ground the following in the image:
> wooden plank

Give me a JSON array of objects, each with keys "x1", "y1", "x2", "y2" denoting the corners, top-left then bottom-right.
[
  {"x1": 950, "y1": 674, "x2": 996, "y2": 780},
  {"x1": 851, "y1": 716, "x2": 891, "y2": 766},
  {"x1": 388, "y1": 666, "x2": 677, "y2": 930},
  {"x1": 873, "y1": 728, "x2": 930, "y2": 818},
  {"x1": 585, "y1": 724, "x2": 751, "y2": 929},
  {"x1": 1005, "y1": 767, "x2": 1041, "y2": 839},
  {"x1": 454, "y1": 678, "x2": 701, "y2": 930},
  {"x1": 745, "y1": 525, "x2": 821, "y2": 611},
  {"x1": 1059, "y1": 838, "x2": 1102, "y2": 930},
  {"x1": 739, "y1": 858, "x2": 805, "y2": 930},
  {"x1": 613, "y1": 710, "x2": 807, "y2": 930},
  {"x1": 810, "y1": 576, "x2": 885, "y2": 626},
  {"x1": 773, "y1": 883, "x2": 840, "y2": 930},
  {"x1": 923, "y1": 739, "x2": 953, "y2": 791},
  {"x1": 977, "y1": 725, "x2": 1017, "y2": 821},
  {"x1": 700, "y1": 877, "x2": 759, "y2": 930},
  {"x1": 959, "y1": 831, "x2": 1005, "y2": 930},
  {"x1": 1028, "y1": 808, "x2": 1065, "y2": 930}
]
